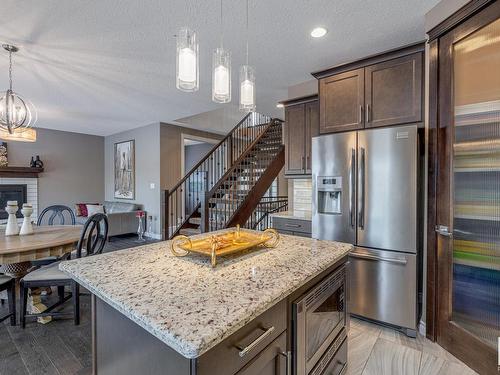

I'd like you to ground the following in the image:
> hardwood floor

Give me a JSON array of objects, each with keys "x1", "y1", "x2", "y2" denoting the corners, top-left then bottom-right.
[
  {"x1": 0, "y1": 235, "x2": 478, "y2": 375},
  {"x1": 0, "y1": 235, "x2": 158, "y2": 375}
]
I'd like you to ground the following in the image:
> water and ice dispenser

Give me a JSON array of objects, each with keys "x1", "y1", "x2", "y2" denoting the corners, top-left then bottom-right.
[{"x1": 317, "y1": 176, "x2": 342, "y2": 214}]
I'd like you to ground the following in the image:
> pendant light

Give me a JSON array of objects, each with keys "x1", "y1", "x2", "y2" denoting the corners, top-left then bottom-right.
[
  {"x1": 0, "y1": 45, "x2": 37, "y2": 142},
  {"x1": 212, "y1": 0, "x2": 231, "y2": 103},
  {"x1": 239, "y1": 0, "x2": 256, "y2": 112},
  {"x1": 176, "y1": 28, "x2": 199, "y2": 92}
]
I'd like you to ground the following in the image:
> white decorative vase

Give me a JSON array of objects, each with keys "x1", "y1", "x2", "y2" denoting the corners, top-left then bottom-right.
[
  {"x1": 5, "y1": 201, "x2": 19, "y2": 236},
  {"x1": 20, "y1": 203, "x2": 34, "y2": 236}
]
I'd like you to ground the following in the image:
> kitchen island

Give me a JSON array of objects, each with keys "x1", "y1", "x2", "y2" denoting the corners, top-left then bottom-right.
[{"x1": 60, "y1": 230, "x2": 351, "y2": 375}]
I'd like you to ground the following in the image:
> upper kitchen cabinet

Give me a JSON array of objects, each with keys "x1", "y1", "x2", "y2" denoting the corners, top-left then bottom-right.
[
  {"x1": 312, "y1": 42, "x2": 424, "y2": 134},
  {"x1": 319, "y1": 69, "x2": 364, "y2": 134},
  {"x1": 365, "y1": 53, "x2": 422, "y2": 128},
  {"x1": 280, "y1": 95, "x2": 319, "y2": 177}
]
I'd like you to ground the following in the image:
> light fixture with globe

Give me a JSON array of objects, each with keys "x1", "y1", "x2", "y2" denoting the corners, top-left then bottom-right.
[{"x1": 0, "y1": 44, "x2": 37, "y2": 142}]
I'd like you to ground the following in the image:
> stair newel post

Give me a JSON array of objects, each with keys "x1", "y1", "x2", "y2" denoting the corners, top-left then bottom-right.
[
  {"x1": 200, "y1": 190, "x2": 209, "y2": 233},
  {"x1": 164, "y1": 190, "x2": 169, "y2": 240}
]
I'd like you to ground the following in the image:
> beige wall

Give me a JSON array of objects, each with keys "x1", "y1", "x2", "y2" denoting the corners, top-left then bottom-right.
[
  {"x1": 6, "y1": 127, "x2": 104, "y2": 212},
  {"x1": 159, "y1": 123, "x2": 223, "y2": 191}
]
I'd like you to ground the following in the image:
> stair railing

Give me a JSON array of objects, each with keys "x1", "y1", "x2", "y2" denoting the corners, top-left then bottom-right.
[
  {"x1": 201, "y1": 120, "x2": 284, "y2": 232},
  {"x1": 163, "y1": 112, "x2": 272, "y2": 239},
  {"x1": 244, "y1": 196, "x2": 288, "y2": 231}
]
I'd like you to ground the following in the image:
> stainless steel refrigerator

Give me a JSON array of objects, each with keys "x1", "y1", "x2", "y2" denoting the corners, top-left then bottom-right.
[{"x1": 312, "y1": 125, "x2": 418, "y2": 336}]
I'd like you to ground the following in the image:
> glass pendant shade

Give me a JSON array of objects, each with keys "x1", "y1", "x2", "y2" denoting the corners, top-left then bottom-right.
[
  {"x1": 176, "y1": 28, "x2": 199, "y2": 92},
  {"x1": 239, "y1": 65, "x2": 256, "y2": 112},
  {"x1": 212, "y1": 48, "x2": 231, "y2": 103}
]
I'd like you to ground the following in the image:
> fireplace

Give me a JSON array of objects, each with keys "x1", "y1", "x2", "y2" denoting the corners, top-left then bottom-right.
[{"x1": 0, "y1": 185, "x2": 27, "y2": 220}]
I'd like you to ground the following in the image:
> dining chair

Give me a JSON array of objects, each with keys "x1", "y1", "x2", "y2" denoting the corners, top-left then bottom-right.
[
  {"x1": 37, "y1": 205, "x2": 76, "y2": 226},
  {"x1": 20, "y1": 213, "x2": 108, "y2": 328},
  {"x1": 33, "y1": 205, "x2": 77, "y2": 267},
  {"x1": 0, "y1": 274, "x2": 16, "y2": 326}
]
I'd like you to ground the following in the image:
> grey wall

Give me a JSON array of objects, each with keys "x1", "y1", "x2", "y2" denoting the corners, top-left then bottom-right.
[
  {"x1": 6, "y1": 127, "x2": 104, "y2": 211},
  {"x1": 104, "y1": 123, "x2": 161, "y2": 236},
  {"x1": 104, "y1": 122, "x2": 222, "y2": 238},
  {"x1": 184, "y1": 143, "x2": 214, "y2": 173},
  {"x1": 287, "y1": 79, "x2": 318, "y2": 99},
  {"x1": 425, "y1": 0, "x2": 470, "y2": 32}
]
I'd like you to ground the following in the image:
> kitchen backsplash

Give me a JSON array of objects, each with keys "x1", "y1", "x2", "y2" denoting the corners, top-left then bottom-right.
[{"x1": 290, "y1": 179, "x2": 312, "y2": 213}]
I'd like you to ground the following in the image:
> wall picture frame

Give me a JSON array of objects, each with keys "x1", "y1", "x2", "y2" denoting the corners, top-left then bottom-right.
[{"x1": 114, "y1": 140, "x2": 135, "y2": 200}]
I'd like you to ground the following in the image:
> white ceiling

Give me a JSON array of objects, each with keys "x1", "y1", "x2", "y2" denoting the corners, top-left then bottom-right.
[{"x1": 0, "y1": 0, "x2": 438, "y2": 136}]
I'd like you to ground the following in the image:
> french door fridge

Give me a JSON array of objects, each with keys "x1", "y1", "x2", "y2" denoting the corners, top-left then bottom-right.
[{"x1": 312, "y1": 125, "x2": 418, "y2": 335}]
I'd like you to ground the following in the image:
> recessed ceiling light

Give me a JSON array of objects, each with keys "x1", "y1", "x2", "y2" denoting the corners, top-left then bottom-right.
[
  {"x1": 276, "y1": 103, "x2": 284, "y2": 108},
  {"x1": 311, "y1": 27, "x2": 327, "y2": 38}
]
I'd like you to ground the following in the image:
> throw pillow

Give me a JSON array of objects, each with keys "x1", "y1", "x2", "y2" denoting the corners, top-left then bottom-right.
[
  {"x1": 75, "y1": 203, "x2": 99, "y2": 217},
  {"x1": 75, "y1": 204, "x2": 83, "y2": 217},
  {"x1": 86, "y1": 204, "x2": 105, "y2": 216}
]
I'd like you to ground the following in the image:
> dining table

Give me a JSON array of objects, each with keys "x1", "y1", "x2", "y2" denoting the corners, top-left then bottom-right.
[{"x1": 0, "y1": 225, "x2": 82, "y2": 278}]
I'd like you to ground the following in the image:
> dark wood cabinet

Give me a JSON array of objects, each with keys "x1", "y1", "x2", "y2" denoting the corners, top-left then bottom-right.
[
  {"x1": 319, "y1": 69, "x2": 364, "y2": 134},
  {"x1": 281, "y1": 95, "x2": 319, "y2": 177},
  {"x1": 304, "y1": 100, "x2": 319, "y2": 173},
  {"x1": 284, "y1": 104, "x2": 306, "y2": 175},
  {"x1": 236, "y1": 332, "x2": 287, "y2": 375},
  {"x1": 365, "y1": 53, "x2": 422, "y2": 128},
  {"x1": 313, "y1": 43, "x2": 424, "y2": 135}
]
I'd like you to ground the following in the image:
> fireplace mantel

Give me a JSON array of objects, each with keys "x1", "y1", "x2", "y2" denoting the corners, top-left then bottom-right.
[{"x1": 0, "y1": 167, "x2": 44, "y2": 178}]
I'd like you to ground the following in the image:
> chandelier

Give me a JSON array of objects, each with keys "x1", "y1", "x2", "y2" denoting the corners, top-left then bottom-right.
[{"x1": 0, "y1": 45, "x2": 37, "y2": 141}]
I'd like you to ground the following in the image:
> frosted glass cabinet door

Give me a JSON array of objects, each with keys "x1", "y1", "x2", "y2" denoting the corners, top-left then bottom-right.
[{"x1": 452, "y1": 17, "x2": 500, "y2": 349}]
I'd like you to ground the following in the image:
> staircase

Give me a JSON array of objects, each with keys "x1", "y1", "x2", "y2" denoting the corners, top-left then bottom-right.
[{"x1": 164, "y1": 113, "x2": 285, "y2": 239}]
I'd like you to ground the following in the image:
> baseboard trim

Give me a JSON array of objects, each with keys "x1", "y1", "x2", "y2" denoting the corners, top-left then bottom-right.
[
  {"x1": 144, "y1": 232, "x2": 162, "y2": 240},
  {"x1": 418, "y1": 320, "x2": 426, "y2": 336}
]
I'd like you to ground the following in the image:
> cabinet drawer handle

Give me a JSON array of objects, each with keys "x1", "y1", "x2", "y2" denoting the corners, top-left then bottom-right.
[
  {"x1": 284, "y1": 223, "x2": 301, "y2": 228},
  {"x1": 236, "y1": 326, "x2": 275, "y2": 357},
  {"x1": 279, "y1": 351, "x2": 292, "y2": 375}
]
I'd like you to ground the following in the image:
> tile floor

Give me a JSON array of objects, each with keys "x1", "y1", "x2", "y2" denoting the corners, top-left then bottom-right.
[{"x1": 348, "y1": 317, "x2": 478, "y2": 375}]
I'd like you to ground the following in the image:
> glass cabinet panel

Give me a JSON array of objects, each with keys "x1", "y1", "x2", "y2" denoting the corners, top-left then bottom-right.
[{"x1": 452, "y1": 18, "x2": 500, "y2": 348}]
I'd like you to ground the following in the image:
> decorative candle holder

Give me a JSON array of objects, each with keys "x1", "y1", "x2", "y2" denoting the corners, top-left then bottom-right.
[
  {"x1": 5, "y1": 201, "x2": 19, "y2": 236},
  {"x1": 20, "y1": 203, "x2": 34, "y2": 236},
  {"x1": 136, "y1": 211, "x2": 145, "y2": 242}
]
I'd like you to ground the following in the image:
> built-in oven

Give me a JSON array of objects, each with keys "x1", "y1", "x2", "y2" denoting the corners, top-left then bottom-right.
[{"x1": 293, "y1": 265, "x2": 347, "y2": 375}]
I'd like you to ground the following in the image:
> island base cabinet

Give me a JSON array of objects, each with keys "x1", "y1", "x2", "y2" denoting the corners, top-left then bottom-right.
[
  {"x1": 235, "y1": 332, "x2": 287, "y2": 375},
  {"x1": 93, "y1": 296, "x2": 192, "y2": 375},
  {"x1": 92, "y1": 295, "x2": 287, "y2": 375}
]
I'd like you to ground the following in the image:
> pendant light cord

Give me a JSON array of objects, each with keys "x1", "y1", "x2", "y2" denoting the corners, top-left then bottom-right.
[
  {"x1": 8, "y1": 50, "x2": 13, "y2": 91},
  {"x1": 220, "y1": 0, "x2": 223, "y2": 48},
  {"x1": 245, "y1": 0, "x2": 249, "y2": 65}
]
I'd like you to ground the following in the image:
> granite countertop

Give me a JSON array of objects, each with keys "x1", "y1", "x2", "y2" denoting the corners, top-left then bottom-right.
[
  {"x1": 60, "y1": 229, "x2": 351, "y2": 359},
  {"x1": 270, "y1": 210, "x2": 312, "y2": 221}
]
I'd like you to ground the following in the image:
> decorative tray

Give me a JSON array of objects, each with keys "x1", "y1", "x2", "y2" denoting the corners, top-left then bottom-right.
[{"x1": 170, "y1": 225, "x2": 280, "y2": 267}]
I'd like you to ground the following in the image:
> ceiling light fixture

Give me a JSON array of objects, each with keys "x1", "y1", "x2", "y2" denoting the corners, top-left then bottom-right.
[
  {"x1": 311, "y1": 27, "x2": 328, "y2": 38},
  {"x1": 276, "y1": 103, "x2": 284, "y2": 108},
  {"x1": 0, "y1": 44, "x2": 37, "y2": 142},
  {"x1": 176, "y1": 28, "x2": 199, "y2": 92},
  {"x1": 239, "y1": 0, "x2": 256, "y2": 112},
  {"x1": 212, "y1": 0, "x2": 231, "y2": 103}
]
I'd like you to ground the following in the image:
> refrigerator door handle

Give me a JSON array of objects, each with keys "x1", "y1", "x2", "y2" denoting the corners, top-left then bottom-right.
[
  {"x1": 349, "y1": 251, "x2": 407, "y2": 265},
  {"x1": 358, "y1": 147, "x2": 365, "y2": 229},
  {"x1": 349, "y1": 148, "x2": 355, "y2": 228}
]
